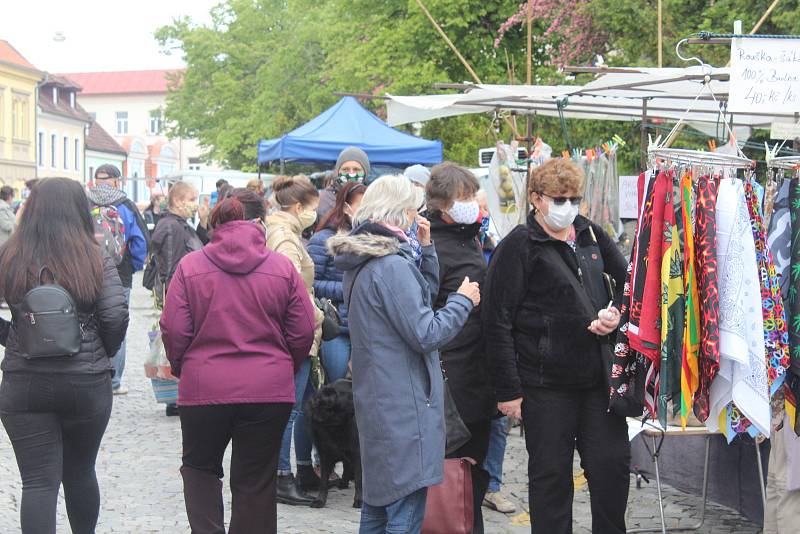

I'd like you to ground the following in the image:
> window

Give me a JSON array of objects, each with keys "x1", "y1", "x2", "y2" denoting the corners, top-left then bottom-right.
[
  {"x1": 50, "y1": 134, "x2": 56, "y2": 167},
  {"x1": 11, "y1": 99, "x2": 17, "y2": 138},
  {"x1": 0, "y1": 91, "x2": 4, "y2": 137},
  {"x1": 115, "y1": 111, "x2": 128, "y2": 135},
  {"x1": 52, "y1": 87, "x2": 58, "y2": 105},
  {"x1": 74, "y1": 138, "x2": 80, "y2": 171},
  {"x1": 63, "y1": 136, "x2": 68, "y2": 170},
  {"x1": 89, "y1": 111, "x2": 96, "y2": 122},
  {"x1": 69, "y1": 92, "x2": 75, "y2": 109},
  {"x1": 148, "y1": 109, "x2": 161, "y2": 135},
  {"x1": 38, "y1": 132, "x2": 43, "y2": 166},
  {"x1": 12, "y1": 96, "x2": 30, "y2": 141}
]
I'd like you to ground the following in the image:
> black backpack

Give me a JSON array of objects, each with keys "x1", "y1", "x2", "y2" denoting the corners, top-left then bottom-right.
[{"x1": 12, "y1": 267, "x2": 82, "y2": 359}]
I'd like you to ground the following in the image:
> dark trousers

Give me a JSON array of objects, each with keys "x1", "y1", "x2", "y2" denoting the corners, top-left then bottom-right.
[
  {"x1": 0, "y1": 372, "x2": 113, "y2": 534},
  {"x1": 447, "y1": 418, "x2": 492, "y2": 534},
  {"x1": 522, "y1": 386, "x2": 630, "y2": 534},
  {"x1": 180, "y1": 403, "x2": 292, "y2": 534}
]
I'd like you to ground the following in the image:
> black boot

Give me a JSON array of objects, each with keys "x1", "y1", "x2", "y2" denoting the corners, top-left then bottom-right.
[
  {"x1": 297, "y1": 464, "x2": 321, "y2": 491},
  {"x1": 276, "y1": 474, "x2": 314, "y2": 506},
  {"x1": 166, "y1": 404, "x2": 180, "y2": 417}
]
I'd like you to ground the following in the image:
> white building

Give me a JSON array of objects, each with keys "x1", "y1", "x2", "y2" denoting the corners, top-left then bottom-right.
[
  {"x1": 36, "y1": 74, "x2": 90, "y2": 182},
  {"x1": 60, "y1": 69, "x2": 218, "y2": 202}
]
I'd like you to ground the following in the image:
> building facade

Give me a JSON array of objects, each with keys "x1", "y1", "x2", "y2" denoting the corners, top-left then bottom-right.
[
  {"x1": 60, "y1": 70, "x2": 218, "y2": 202},
  {"x1": 0, "y1": 40, "x2": 41, "y2": 193},
  {"x1": 37, "y1": 75, "x2": 91, "y2": 182}
]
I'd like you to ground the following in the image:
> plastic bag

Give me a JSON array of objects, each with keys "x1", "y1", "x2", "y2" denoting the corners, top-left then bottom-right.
[{"x1": 143, "y1": 321, "x2": 176, "y2": 381}]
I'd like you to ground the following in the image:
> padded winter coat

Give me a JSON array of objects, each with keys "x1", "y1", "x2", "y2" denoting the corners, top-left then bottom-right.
[
  {"x1": 0, "y1": 253, "x2": 130, "y2": 375},
  {"x1": 307, "y1": 227, "x2": 350, "y2": 333},
  {"x1": 329, "y1": 222, "x2": 473, "y2": 507}
]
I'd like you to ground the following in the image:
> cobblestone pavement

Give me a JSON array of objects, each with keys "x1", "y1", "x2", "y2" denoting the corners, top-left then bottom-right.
[{"x1": 0, "y1": 279, "x2": 762, "y2": 533}]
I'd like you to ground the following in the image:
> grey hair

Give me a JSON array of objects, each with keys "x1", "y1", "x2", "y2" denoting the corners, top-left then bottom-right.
[{"x1": 354, "y1": 174, "x2": 420, "y2": 228}]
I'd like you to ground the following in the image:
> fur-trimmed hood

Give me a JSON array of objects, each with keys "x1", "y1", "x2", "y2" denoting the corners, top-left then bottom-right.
[
  {"x1": 329, "y1": 221, "x2": 410, "y2": 272},
  {"x1": 328, "y1": 231, "x2": 403, "y2": 272}
]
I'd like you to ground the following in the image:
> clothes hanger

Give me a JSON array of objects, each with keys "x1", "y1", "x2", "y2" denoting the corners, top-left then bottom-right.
[{"x1": 648, "y1": 41, "x2": 754, "y2": 172}]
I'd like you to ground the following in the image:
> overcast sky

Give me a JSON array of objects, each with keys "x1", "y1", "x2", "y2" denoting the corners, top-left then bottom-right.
[{"x1": 1, "y1": 0, "x2": 220, "y2": 72}]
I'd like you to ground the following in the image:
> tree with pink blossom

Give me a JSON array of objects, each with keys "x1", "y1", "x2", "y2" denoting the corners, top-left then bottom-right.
[{"x1": 494, "y1": 1, "x2": 607, "y2": 67}]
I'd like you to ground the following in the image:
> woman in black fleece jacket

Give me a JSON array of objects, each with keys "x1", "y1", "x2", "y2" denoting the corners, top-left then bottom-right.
[{"x1": 482, "y1": 159, "x2": 628, "y2": 534}]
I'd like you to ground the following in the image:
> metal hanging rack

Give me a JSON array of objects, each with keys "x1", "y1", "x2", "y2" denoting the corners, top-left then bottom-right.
[{"x1": 647, "y1": 39, "x2": 754, "y2": 171}]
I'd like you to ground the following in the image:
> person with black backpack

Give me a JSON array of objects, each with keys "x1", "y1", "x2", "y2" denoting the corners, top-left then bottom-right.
[
  {"x1": 86, "y1": 164, "x2": 148, "y2": 395},
  {"x1": 0, "y1": 177, "x2": 129, "y2": 534}
]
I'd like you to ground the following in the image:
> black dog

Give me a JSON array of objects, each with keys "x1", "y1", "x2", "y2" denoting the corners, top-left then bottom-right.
[{"x1": 307, "y1": 378, "x2": 362, "y2": 509}]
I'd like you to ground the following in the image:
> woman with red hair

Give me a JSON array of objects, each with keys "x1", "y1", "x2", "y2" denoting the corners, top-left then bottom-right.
[{"x1": 160, "y1": 190, "x2": 316, "y2": 534}]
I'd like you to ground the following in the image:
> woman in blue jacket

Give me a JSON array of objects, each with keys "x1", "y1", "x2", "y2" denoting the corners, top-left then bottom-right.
[{"x1": 307, "y1": 181, "x2": 366, "y2": 382}]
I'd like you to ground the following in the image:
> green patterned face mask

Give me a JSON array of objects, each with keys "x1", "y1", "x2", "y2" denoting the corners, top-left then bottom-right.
[{"x1": 339, "y1": 172, "x2": 365, "y2": 183}]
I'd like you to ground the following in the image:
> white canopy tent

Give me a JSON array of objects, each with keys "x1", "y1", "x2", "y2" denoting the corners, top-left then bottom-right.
[{"x1": 385, "y1": 66, "x2": 798, "y2": 139}]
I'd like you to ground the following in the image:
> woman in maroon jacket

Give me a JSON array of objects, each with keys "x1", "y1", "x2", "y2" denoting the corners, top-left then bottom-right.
[{"x1": 160, "y1": 191, "x2": 316, "y2": 534}]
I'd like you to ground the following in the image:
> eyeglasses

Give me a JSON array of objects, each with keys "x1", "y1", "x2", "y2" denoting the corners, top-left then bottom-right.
[{"x1": 540, "y1": 193, "x2": 582, "y2": 206}]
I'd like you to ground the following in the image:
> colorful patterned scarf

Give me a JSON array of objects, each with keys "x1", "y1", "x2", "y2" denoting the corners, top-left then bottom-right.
[
  {"x1": 681, "y1": 174, "x2": 701, "y2": 427},
  {"x1": 630, "y1": 171, "x2": 671, "y2": 360},
  {"x1": 658, "y1": 175, "x2": 685, "y2": 426},
  {"x1": 693, "y1": 175, "x2": 721, "y2": 423}
]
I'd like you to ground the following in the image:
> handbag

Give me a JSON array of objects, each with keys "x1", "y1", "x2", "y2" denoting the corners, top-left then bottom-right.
[
  {"x1": 315, "y1": 297, "x2": 342, "y2": 341},
  {"x1": 142, "y1": 255, "x2": 157, "y2": 291},
  {"x1": 421, "y1": 457, "x2": 476, "y2": 534},
  {"x1": 444, "y1": 374, "x2": 471, "y2": 455}
]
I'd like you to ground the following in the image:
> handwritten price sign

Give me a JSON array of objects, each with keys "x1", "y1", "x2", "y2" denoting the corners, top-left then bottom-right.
[{"x1": 729, "y1": 38, "x2": 800, "y2": 113}]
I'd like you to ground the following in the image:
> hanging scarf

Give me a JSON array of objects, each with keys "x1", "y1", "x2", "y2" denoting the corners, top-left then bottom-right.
[
  {"x1": 720, "y1": 179, "x2": 791, "y2": 440},
  {"x1": 680, "y1": 173, "x2": 701, "y2": 427},
  {"x1": 693, "y1": 175, "x2": 721, "y2": 422},
  {"x1": 767, "y1": 179, "x2": 792, "y2": 301},
  {"x1": 630, "y1": 171, "x2": 670, "y2": 360},
  {"x1": 609, "y1": 173, "x2": 651, "y2": 417},
  {"x1": 708, "y1": 179, "x2": 769, "y2": 440},
  {"x1": 745, "y1": 179, "x2": 790, "y2": 397},
  {"x1": 657, "y1": 176, "x2": 685, "y2": 426}
]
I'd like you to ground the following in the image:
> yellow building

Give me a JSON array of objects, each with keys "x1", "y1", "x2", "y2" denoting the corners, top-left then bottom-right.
[{"x1": 0, "y1": 40, "x2": 41, "y2": 192}]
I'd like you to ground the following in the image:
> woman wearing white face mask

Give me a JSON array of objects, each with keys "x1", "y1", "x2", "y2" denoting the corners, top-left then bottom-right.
[
  {"x1": 265, "y1": 175, "x2": 325, "y2": 506},
  {"x1": 425, "y1": 162, "x2": 496, "y2": 534},
  {"x1": 482, "y1": 158, "x2": 629, "y2": 534}
]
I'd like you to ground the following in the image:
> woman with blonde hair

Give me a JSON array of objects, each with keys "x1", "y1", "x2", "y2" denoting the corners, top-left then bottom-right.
[
  {"x1": 329, "y1": 174, "x2": 480, "y2": 533},
  {"x1": 266, "y1": 175, "x2": 325, "y2": 504},
  {"x1": 150, "y1": 181, "x2": 207, "y2": 416}
]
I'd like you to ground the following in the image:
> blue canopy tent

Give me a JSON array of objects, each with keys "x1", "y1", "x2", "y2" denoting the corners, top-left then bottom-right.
[{"x1": 257, "y1": 97, "x2": 443, "y2": 170}]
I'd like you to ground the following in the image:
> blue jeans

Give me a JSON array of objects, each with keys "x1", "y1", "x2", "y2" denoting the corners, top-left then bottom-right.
[
  {"x1": 359, "y1": 487, "x2": 428, "y2": 534},
  {"x1": 278, "y1": 358, "x2": 314, "y2": 473},
  {"x1": 484, "y1": 416, "x2": 509, "y2": 493},
  {"x1": 111, "y1": 288, "x2": 131, "y2": 390},
  {"x1": 321, "y1": 334, "x2": 351, "y2": 382}
]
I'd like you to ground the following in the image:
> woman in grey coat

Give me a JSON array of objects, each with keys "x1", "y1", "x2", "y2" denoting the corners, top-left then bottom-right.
[{"x1": 329, "y1": 174, "x2": 480, "y2": 534}]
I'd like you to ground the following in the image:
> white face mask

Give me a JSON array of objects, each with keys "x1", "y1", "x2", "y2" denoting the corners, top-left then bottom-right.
[
  {"x1": 542, "y1": 199, "x2": 579, "y2": 230},
  {"x1": 447, "y1": 200, "x2": 480, "y2": 225}
]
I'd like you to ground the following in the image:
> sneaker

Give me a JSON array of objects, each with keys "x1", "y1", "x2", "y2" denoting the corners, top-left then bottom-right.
[
  {"x1": 483, "y1": 491, "x2": 516, "y2": 514},
  {"x1": 112, "y1": 386, "x2": 128, "y2": 396}
]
